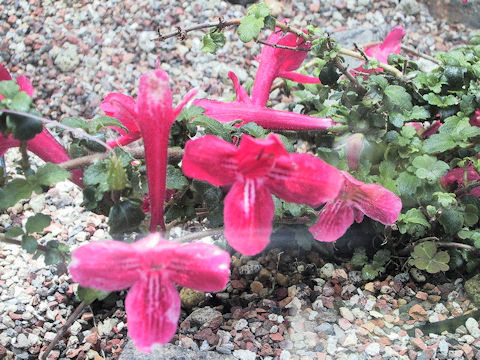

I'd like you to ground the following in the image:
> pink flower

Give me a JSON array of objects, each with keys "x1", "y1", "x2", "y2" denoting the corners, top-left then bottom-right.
[
  {"x1": 102, "y1": 69, "x2": 197, "y2": 232},
  {"x1": 470, "y1": 110, "x2": 480, "y2": 127},
  {"x1": 345, "y1": 133, "x2": 365, "y2": 171},
  {"x1": 405, "y1": 120, "x2": 442, "y2": 139},
  {"x1": 251, "y1": 27, "x2": 320, "y2": 107},
  {"x1": 182, "y1": 133, "x2": 343, "y2": 255},
  {"x1": 69, "y1": 233, "x2": 230, "y2": 353},
  {"x1": 309, "y1": 171, "x2": 402, "y2": 242},
  {"x1": 0, "y1": 64, "x2": 83, "y2": 186},
  {"x1": 354, "y1": 26, "x2": 406, "y2": 74},
  {"x1": 440, "y1": 165, "x2": 480, "y2": 197},
  {"x1": 101, "y1": 93, "x2": 141, "y2": 148},
  {"x1": 194, "y1": 72, "x2": 335, "y2": 131}
]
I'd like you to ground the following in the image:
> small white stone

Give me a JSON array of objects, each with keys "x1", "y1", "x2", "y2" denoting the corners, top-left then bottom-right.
[
  {"x1": 466, "y1": 318, "x2": 480, "y2": 338},
  {"x1": 365, "y1": 342, "x2": 381, "y2": 356}
]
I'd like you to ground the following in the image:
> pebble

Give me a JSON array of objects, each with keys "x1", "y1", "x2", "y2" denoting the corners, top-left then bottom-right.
[
  {"x1": 364, "y1": 342, "x2": 381, "y2": 356},
  {"x1": 465, "y1": 317, "x2": 480, "y2": 338},
  {"x1": 185, "y1": 307, "x2": 222, "y2": 327},
  {"x1": 232, "y1": 349, "x2": 257, "y2": 360}
]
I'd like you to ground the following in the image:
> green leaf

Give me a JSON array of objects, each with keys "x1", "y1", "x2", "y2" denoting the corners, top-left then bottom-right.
[
  {"x1": 423, "y1": 93, "x2": 458, "y2": 107},
  {"x1": 0, "y1": 80, "x2": 20, "y2": 98},
  {"x1": 61, "y1": 116, "x2": 90, "y2": 131},
  {"x1": 10, "y1": 91, "x2": 32, "y2": 112},
  {"x1": 384, "y1": 85, "x2": 412, "y2": 111},
  {"x1": 238, "y1": 16, "x2": 264, "y2": 43},
  {"x1": 201, "y1": 34, "x2": 216, "y2": 53},
  {"x1": 351, "y1": 247, "x2": 368, "y2": 267},
  {"x1": 410, "y1": 106, "x2": 430, "y2": 120},
  {"x1": 396, "y1": 172, "x2": 421, "y2": 197},
  {"x1": 193, "y1": 114, "x2": 231, "y2": 141},
  {"x1": 108, "y1": 200, "x2": 145, "y2": 234},
  {"x1": 362, "y1": 264, "x2": 383, "y2": 280},
  {"x1": 35, "y1": 163, "x2": 71, "y2": 186},
  {"x1": 438, "y1": 208, "x2": 464, "y2": 235},
  {"x1": 166, "y1": 165, "x2": 189, "y2": 190},
  {"x1": 25, "y1": 214, "x2": 51, "y2": 234},
  {"x1": 0, "y1": 178, "x2": 34, "y2": 209},
  {"x1": 412, "y1": 155, "x2": 449, "y2": 183},
  {"x1": 412, "y1": 241, "x2": 450, "y2": 274},
  {"x1": 6, "y1": 226, "x2": 24, "y2": 238},
  {"x1": 83, "y1": 161, "x2": 109, "y2": 191},
  {"x1": 240, "y1": 122, "x2": 266, "y2": 138},
  {"x1": 247, "y1": 2, "x2": 271, "y2": 17},
  {"x1": 44, "y1": 247, "x2": 62, "y2": 265},
  {"x1": 372, "y1": 249, "x2": 391, "y2": 267},
  {"x1": 89, "y1": 115, "x2": 126, "y2": 133},
  {"x1": 399, "y1": 208, "x2": 430, "y2": 228},
  {"x1": 77, "y1": 286, "x2": 111, "y2": 305},
  {"x1": 21, "y1": 235, "x2": 38, "y2": 253},
  {"x1": 423, "y1": 133, "x2": 457, "y2": 154},
  {"x1": 283, "y1": 202, "x2": 304, "y2": 217},
  {"x1": 433, "y1": 192, "x2": 456, "y2": 208},
  {"x1": 464, "y1": 204, "x2": 479, "y2": 226},
  {"x1": 106, "y1": 157, "x2": 127, "y2": 191}
]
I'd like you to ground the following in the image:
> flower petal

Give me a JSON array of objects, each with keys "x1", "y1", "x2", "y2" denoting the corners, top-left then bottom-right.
[
  {"x1": 228, "y1": 71, "x2": 252, "y2": 104},
  {"x1": 173, "y1": 88, "x2": 199, "y2": 119},
  {"x1": 165, "y1": 243, "x2": 230, "y2": 292},
  {"x1": 224, "y1": 179, "x2": 274, "y2": 255},
  {"x1": 236, "y1": 134, "x2": 287, "y2": 178},
  {"x1": 101, "y1": 93, "x2": 140, "y2": 136},
  {"x1": 69, "y1": 241, "x2": 141, "y2": 291},
  {"x1": 126, "y1": 272, "x2": 180, "y2": 353},
  {"x1": 136, "y1": 70, "x2": 177, "y2": 232},
  {"x1": 0, "y1": 64, "x2": 12, "y2": 81},
  {"x1": 377, "y1": 26, "x2": 406, "y2": 63},
  {"x1": 309, "y1": 200, "x2": 354, "y2": 242},
  {"x1": 27, "y1": 129, "x2": 84, "y2": 187},
  {"x1": 267, "y1": 153, "x2": 343, "y2": 207},
  {"x1": 182, "y1": 135, "x2": 238, "y2": 186},
  {"x1": 344, "y1": 172, "x2": 402, "y2": 225},
  {"x1": 137, "y1": 69, "x2": 174, "y2": 124},
  {"x1": 278, "y1": 71, "x2": 320, "y2": 84},
  {"x1": 194, "y1": 100, "x2": 335, "y2": 130},
  {"x1": 16, "y1": 75, "x2": 34, "y2": 97}
]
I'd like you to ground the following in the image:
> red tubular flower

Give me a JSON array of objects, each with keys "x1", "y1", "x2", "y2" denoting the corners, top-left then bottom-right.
[
  {"x1": 309, "y1": 171, "x2": 402, "y2": 242},
  {"x1": 101, "y1": 93, "x2": 142, "y2": 148},
  {"x1": 354, "y1": 26, "x2": 406, "y2": 74},
  {"x1": 441, "y1": 165, "x2": 480, "y2": 197},
  {"x1": 251, "y1": 27, "x2": 320, "y2": 107},
  {"x1": 69, "y1": 233, "x2": 230, "y2": 353},
  {"x1": 103, "y1": 69, "x2": 197, "y2": 232},
  {"x1": 182, "y1": 133, "x2": 343, "y2": 255},
  {"x1": 0, "y1": 64, "x2": 83, "y2": 187},
  {"x1": 194, "y1": 72, "x2": 335, "y2": 131}
]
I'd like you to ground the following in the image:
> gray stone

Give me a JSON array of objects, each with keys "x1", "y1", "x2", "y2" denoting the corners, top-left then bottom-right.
[
  {"x1": 466, "y1": 317, "x2": 480, "y2": 338},
  {"x1": 119, "y1": 341, "x2": 235, "y2": 360},
  {"x1": 318, "y1": 263, "x2": 335, "y2": 279},
  {"x1": 364, "y1": 342, "x2": 381, "y2": 356},
  {"x1": 54, "y1": 43, "x2": 80, "y2": 72},
  {"x1": 29, "y1": 194, "x2": 45, "y2": 212},
  {"x1": 185, "y1": 307, "x2": 222, "y2": 327},
  {"x1": 138, "y1": 31, "x2": 156, "y2": 52},
  {"x1": 238, "y1": 260, "x2": 262, "y2": 276},
  {"x1": 15, "y1": 333, "x2": 29, "y2": 348},
  {"x1": 232, "y1": 349, "x2": 257, "y2": 360}
]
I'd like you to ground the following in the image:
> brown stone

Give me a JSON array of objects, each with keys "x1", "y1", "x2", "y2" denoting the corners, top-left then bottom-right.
[
  {"x1": 408, "y1": 304, "x2": 428, "y2": 322},
  {"x1": 415, "y1": 291, "x2": 428, "y2": 301},
  {"x1": 269, "y1": 332, "x2": 284, "y2": 341}
]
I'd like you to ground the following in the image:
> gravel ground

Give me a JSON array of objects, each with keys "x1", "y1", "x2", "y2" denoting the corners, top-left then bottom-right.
[{"x1": 1, "y1": 0, "x2": 480, "y2": 359}]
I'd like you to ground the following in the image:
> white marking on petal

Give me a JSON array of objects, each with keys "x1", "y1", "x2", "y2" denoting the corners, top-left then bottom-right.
[{"x1": 218, "y1": 263, "x2": 228, "y2": 270}]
